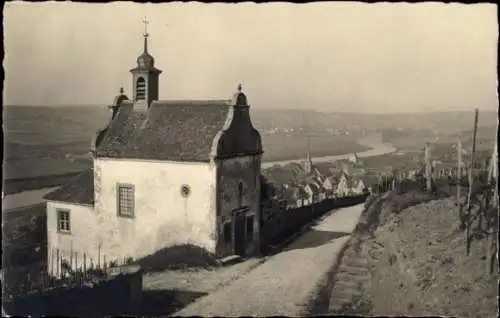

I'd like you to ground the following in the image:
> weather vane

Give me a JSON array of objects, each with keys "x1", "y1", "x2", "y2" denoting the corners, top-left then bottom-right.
[{"x1": 142, "y1": 16, "x2": 150, "y2": 37}]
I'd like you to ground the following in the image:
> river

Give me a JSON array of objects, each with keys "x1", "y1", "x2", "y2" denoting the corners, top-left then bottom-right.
[
  {"x1": 262, "y1": 133, "x2": 397, "y2": 168},
  {"x1": 3, "y1": 135, "x2": 396, "y2": 212}
]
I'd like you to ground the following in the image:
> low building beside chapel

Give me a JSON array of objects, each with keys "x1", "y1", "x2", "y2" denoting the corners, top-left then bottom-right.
[{"x1": 43, "y1": 25, "x2": 263, "y2": 275}]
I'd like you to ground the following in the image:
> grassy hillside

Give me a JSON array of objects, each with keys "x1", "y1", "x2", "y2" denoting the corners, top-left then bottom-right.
[{"x1": 337, "y1": 182, "x2": 499, "y2": 317}]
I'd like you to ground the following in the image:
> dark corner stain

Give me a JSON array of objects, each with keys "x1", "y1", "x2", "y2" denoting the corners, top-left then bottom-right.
[{"x1": 140, "y1": 289, "x2": 208, "y2": 317}]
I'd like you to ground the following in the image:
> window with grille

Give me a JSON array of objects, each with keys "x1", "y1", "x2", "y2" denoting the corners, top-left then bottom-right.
[
  {"x1": 117, "y1": 184, "x2": 135, "y2": 218},
  {"x1": 57, "y1": 209, "x2": 71, "y2": 233},
  {"x1": 136, "y1": 77, "x2": 146, "y2": 101}
]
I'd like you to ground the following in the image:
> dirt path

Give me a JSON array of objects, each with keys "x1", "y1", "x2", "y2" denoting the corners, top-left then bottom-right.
[{"x1": 174, "y1": 203, "x2": 365, "y2": 317}]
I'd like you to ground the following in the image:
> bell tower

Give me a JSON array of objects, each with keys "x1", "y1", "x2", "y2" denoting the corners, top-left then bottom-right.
[
  {"x1": 130, "y1": 17, "x2": 162, "y2": 108},
  {"x1": 304, "y1": 135, "x2": 313, "y2": 175}
]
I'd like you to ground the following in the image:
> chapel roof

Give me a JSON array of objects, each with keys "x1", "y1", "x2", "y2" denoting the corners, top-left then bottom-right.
[
  {"x1": 43, "y1": 168, "x2": 94, "y2": 205},
  {"x1": 95, "y1": 100, "x2": 233, "y2": 162}
]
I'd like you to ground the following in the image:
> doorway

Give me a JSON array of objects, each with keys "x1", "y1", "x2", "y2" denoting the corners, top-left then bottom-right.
[{"x1": 233, "y1": 211, "x2": 246, "y2": 256}]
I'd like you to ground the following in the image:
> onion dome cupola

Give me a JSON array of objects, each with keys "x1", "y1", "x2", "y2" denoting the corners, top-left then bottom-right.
[
  {"x1": 108, "y1": 87, "x2": 129, "y2": 119},
  {"x1": 232, "y1": 84, "x2": 248, "y2": 107},
  {"x1": 92, "y1": 86, "x2": 129, "y2": 156},
  {"x1": 130, "y1": 17, "x2": 162, "y2": 107},
  {"x1": 112, "y1": 87, "x2": 129, "y2": 106},
  {"x1": 136, "y1": 32, "x2": 155, "y2": 69}
]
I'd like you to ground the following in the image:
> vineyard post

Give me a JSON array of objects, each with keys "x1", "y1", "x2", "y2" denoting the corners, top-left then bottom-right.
[
  {"x1": 83, "y1": 252, "x2": 87, "y2": 276},
  {"x1": 50, "y1": 249, "x2": 54, "y2": 278},
  {"x1": 425, "y1": 143, "x2": 432, "y2": 192},
  {"x1": 487, "y1": 135, "x2": 498, "y2": 274},
  {"x1": 457, "y1": 138, "x2": 463, "y2": 222},
  {"x1": 75, "y1": 252, "x2": 78, "y2": 279},
  {"x1": 465, "y1": 108, "x2": 479, "y2": 256},
  {"x1": 56, "y1": 248, "x2": 60, "y2": 279},
  {"x1": 98, "y1": 243, "x2": 101, "y2": 270},
  {"x1": 70, "y1": 242, "x2": 74, "y2": 273}
]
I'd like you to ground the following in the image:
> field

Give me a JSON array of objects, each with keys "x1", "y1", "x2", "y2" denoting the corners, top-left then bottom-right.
[
  {"x1": 3, "y1": 105, "x2": 369, "y2": 183},
  {"x1": 381, "y1": 125, "x2": 497, "y2": 152},
  {"x1": 2, "y1": 203, "x2": 47, "y2": 297}
]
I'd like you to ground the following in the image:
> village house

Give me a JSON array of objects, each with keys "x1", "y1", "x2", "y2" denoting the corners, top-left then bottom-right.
[
  {"x1": 350, "y1": 179, "x2": 366, "y2": 195},
  {"x1": 285, "y1": 185, "x2": 308, "y2": 208},
  {"x1": 43, "y1": 26, "x2": 263, "y2": 275},
  {"x1": 303, "y1": 182, "x2": 322, "y2": 205},
  {"x1": 321, "y1": 176, "x2": 336, "y2": 198},
  {"x1": 334, "y1": 171, "x2": 351, "y2": 197},
  {"x1": 314, "y1": 180, "x2": 328, "y2": 201}
]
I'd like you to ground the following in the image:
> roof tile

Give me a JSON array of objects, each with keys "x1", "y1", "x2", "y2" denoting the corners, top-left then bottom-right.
[
  {"x1": 96, "y1": 100, "x2": 231, "y2": 161},
  {"x1": 43, "y1": 168, "x2": 94, "y2": 205}
]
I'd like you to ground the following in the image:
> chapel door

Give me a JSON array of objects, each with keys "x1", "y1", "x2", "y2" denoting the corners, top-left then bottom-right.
[{"x1": 233, "y1": 211, "x2": 247, "y2": 257}]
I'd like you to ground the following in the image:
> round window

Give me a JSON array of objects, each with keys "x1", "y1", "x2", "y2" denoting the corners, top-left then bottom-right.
[{"x1": 181, "y1": 185, "x2": 191, "y2": 197}]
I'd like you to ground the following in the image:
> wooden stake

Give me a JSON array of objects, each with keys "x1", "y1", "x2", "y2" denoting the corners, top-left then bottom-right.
[
  {"x1": 70, "y1": 242, "x2": 74, "y2": 273},
  {"x1": 425, "y1": 143, "x2": 432, "y2": 192},
  {"x1": 488, "y1": 141, "x2": 497, "y2": 184},
  {"x1": 83, "y1": 252, "x2": 87, "y2": 275},
  {"x1": 457, "y1": 139, "x2": 463, "y2": 216},
  {"x1": 50, "y1": 249, "x2": 54, "y2": 277},
  {"x1": 56, "y1": 248, "x2": 60, "y2": 278},
  {"x1": 487, "y1": 130, "x2": 498, "y2": 274},
  {"x1": 465, "y1": 108, "x2": 480, "y2": 256}
]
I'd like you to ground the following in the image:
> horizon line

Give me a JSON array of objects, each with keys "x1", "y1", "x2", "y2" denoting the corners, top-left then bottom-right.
[{"x1": 3, "y1": 104, "x2": 498, "y2": 115}]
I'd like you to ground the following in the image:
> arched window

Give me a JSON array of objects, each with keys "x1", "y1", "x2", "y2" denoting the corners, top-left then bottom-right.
[
  {"x1": 136, "y1": 77, "x2": 146, "y2": 101},
  {"x1": 237, "y1": 182, "x2": 243, "y2": 207}
]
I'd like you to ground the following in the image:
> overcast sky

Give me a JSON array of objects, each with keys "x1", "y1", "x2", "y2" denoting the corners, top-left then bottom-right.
[{"x1": 3, "y1": 2, "x2": 498, "y2": 113}]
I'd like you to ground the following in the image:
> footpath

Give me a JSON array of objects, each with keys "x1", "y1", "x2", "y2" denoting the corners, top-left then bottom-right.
[{"x1": 175, "y1": 203, "x2": 365, "y2": 317}]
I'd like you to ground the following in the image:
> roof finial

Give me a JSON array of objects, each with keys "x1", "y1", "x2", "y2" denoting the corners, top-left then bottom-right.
[
  {"x1": 237, "y1": 83, "x2": 242, "y2": 92},
  {"x1": 142, "y1": 16, "x2": 150, "y2": 37},
  {"x1": 142, "y1": 16, "x2": 150, "y2": 53},
  {"x1": 120, "y1": 87, "x2": 124, "y2": 94}
]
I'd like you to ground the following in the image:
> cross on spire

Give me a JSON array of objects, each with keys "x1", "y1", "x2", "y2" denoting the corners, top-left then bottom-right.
[{"x1": 142, "y1": 16, "x2": 150, "y2": 37}]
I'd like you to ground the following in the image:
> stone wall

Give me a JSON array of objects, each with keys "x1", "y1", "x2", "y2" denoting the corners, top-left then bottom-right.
[
  {"x1": 261, "y1": 194, "x2": 369, "y2": 252},
  {"x1": 3, "y1": 265, "x2": 143, "y2": 317}
]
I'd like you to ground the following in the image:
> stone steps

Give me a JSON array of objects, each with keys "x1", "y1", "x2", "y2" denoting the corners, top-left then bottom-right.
[
  {"x1": 217, "y1": 255, "x2": 243, "y2": 267},
  {"x1": 336, "y1": 267, "x2": 370, "y2": 280},
  {"x1": 327, "y1": 247, "x2": 373, "y2": 314},
  {"x1": 344, "y1": 257, "x2": 368, "y2": 267},
  {"x1": 333, "y1": 278, "x2": 360, "y2": 290}
]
